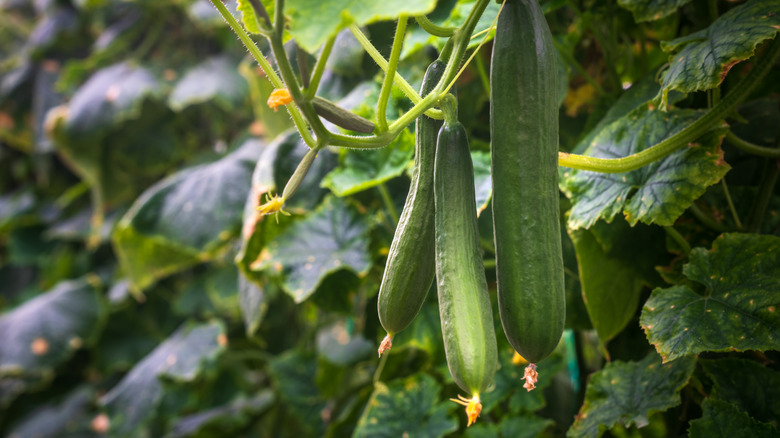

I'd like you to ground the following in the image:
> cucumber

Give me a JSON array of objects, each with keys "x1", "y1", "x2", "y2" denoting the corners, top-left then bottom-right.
[
  {"x1": 435, "y1": 112, "x2": 498, "y2": 422},
  {"x1": 376, "y1": 60, "x2": 445, "y2": 355},
  {"x1": 490, "y1": 0, "x2": 565, "y2": 370}
]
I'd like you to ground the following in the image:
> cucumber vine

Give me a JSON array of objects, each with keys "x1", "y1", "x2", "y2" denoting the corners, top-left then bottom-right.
[{"x1": 209, "y1": 0, "x2": 780, "y2": 212}]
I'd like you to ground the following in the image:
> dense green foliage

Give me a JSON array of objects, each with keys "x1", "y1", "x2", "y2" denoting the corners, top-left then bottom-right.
[{"x1": 0, "y1": 0, "x2": 778, "y2": 437}]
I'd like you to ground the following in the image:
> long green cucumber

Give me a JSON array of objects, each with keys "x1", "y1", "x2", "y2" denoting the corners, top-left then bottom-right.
[
  {"x1": 376, "y1": 60, "x2": 445, "y2": 356},
  {"x1": 435, "y1": 112, "x2": 498, "y2": 424},
  {"x1": 490, "y1": 0, "x2": 565, "y2": 372}
]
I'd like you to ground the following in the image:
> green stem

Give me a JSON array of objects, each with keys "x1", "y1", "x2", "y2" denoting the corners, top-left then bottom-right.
[
  {"x1": 209, "y1": 0, "x2": 315, "y2": 147},
  {"x1": 436, "y1": 0, "x2": 490, "y2": 92},
  {"x1": 725, "y1": 130, "x2": 780, "y2": 158},
  {"x1": 305, "y1": 35, "x2": 336, "y2": 99},
  {"x1": 377, "y1": 183, "x2": 399, "y2": 226},
  {"x1": 373, "y1": 351, "x2": 389, "y2": 383},
  {"x1": 247, "y1": 0, "x2": 272, "y2": 28},
  {"x1": 415, "y1": 14, "x2": 456, "y2": 37},
  {"x1": 688, "y1": 203, "x2": 729, "y2": 232},
  {"x1": 271, "y1": 0, "x2": 330, "y2": 146},
  {"x1": 747, "y1": 157, "x2": 780, "y2": 233},
  {"x1": 440, "y1": 94, "x2": 458, "y2": 124},
  {"x1": 348, "y1": 24, "x2": 444, "y2": 121},
  {"x1": 559, "y1": 38, "x2": 780, "y2": 173},
  {"x1": 376, "y1": 16, "x2": 408, "y2": 132},
  {"x1": 664, "y1": 226, "x2": 691, "y2": 256},
  {"x1": 721, "y1": 179, "x2": 743, "y2": 230}
]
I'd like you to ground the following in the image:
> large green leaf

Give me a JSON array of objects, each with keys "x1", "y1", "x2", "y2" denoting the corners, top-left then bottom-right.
[
  {"x1": 464, "y1": 414, "x2": 554, "y2": 438},
  {"x1": 169, "y1": 391, "x2": 275, "y2": 438},
  {"x1": 640, "y1": 233, "x2": 780, "y2": 362},
  {"x1": 353, "y1": 373, "x2": 458, "y2": 438},
  {"x1": 168, "y1": 56, "x2": 247, "y2": 111},
  {"x1": 5, "y1": 387, "x2": 94, "y2": 438},
  {"x1": 237, "y1": 0, "x2": 274, "y2": 34},
  {"x1": 472, "y1": 150, "x2": 491, "y2": 216},
  {"x1": 268, "y1": 350, "x2": 326, "y2": 437},
  {"x1": 113, "y1": 138, "x2": 261, "y2": 291},
  {"x1": 699, "y1": 358, "x2": 780, "y2": 423},
  {"x1": 285, "y1": 0, "x2": 437, "y2": 52},
  {"x1": 0, "y1": 279, "x2": 105, "y2": 377},
  {"x1": 570, "y1": 228, "x2": 643, "y2": 344},
  {"x1": 321, "y1": 130, "x2": 414, "y2": 197},
  {"x1": 561, "y1": 105, "x2": 729, "y2": 230},
  {"x1": 688, "y1": 399, "x2": 779, "y2": 438},
  {"x1": 251, "y1": 197, "x2": 372, "y2": 302},
  {"x1": 616, "y1": 0, "x2": 693, "y2": 23},
  {"x1": 658, "y1": 0, "x2": 780, "y2": 108},
  {"x1": 101, "y1": 320, "x2": 227, "y2": 438},
  {"x1": 65, "y1": 62, "x2": 162, "y2": 138},
  {"x1": 568, "y1": 353, "x2": 696, "y2": 438}
]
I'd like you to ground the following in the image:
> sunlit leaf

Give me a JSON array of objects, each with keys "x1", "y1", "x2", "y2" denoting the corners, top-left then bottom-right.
[
  {"x1": 286, "y1": 0, "x2": 437, "y2": 52},
  {"x1": 251, "y1": 197, "x2": 372, "y2": 302},
  {"x1": 640, "y1": 233, "x2": 780, "y2": 362},
  {"x1": 561, "y1": 105, "x2": 729, "y2": 230},
  {"x1": 354, "y1": 373, "x2": 458, "y2": 438},
  {"x1": 568, "y1": 353, "x2": 696, "y2": 438}
]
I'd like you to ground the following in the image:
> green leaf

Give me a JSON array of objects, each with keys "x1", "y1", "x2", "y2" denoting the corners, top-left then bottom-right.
[
  {"x1": 268, "y1": 350, "x2": 326, "y2": 436},
  {"x1": 168, "y1": 56, "x2": 247, "y2": 111},
  {"x1": 640, "y1": 233, "x2": 780, "y2": 362},
  {"x1": 169, "y1": 391, "x2": 275, "y2": 438},
  {"x1": 316, "y1": 321, "x2": 373, "y2": 366},
  {"x1": 472, "y1": 150, "x2": 491, "y2": 216},
  {"x1": 700, "y1": 358, "x2": 780, "y2": 423},
  {"x1": 6, "y1": 387, "x2": 94, "y2": 438},
  {"x1": 497, "y1": 415, "x2": 555, "y2": 438},
  {"x1": 688, "y1": 399, "x2": 779, "y2": 438},
  {"x1": 251, "y1": 197, "x2": 372, "y2": 302},
  {"x1": 616, "y1": 0, "x2": 693, "y2": 23},
  {"x1": 568, "y1": 353, "x2": 696, "y2": 438},
  {"x1": 0, "y1": 279, "x2": 105, "y2": 377},
  {"x1": 65, "y1": 62, "x2": 162, "y2": 138},
  {"x1": 239, "y1": 274, "x2": 269, "y2": 337},
  {"x1": 237, "y1": 0, "x2": 273, "y2": 34},
  {"x1": 390, "y1": 297, "x2": 443, "y2": 358},
  {"x1": 113, "y1": 139, "x2": 261, "y2": 291},
  {"x1": 353, "y1": 373, "x2": 458, "y2": 438},
  {"x1": 286, "y1": 0, "x2": 437, "y2": 52},
  {"x1": 101, "y1": 320, "x2": 227, "y2": 438},
  {"x1": 561, "y1": 105, "x2": 730, "y2": 230},
  {"x1": 658, "y1": 0, "x2": 780, "y2": 107},
  {"x1": 321, "y1": 130, "x2": 414, "y2": 197},
  {"x1": 570, "y1": 228, "x2": 643, "y2": 344}
]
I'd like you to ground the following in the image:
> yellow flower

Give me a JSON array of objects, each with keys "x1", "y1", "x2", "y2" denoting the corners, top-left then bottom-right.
[
  {"x1": 450, "y1": 394, "x2": 482, "y2": 427},
  {"x1": 257, "y1": 193, "x2": 290, "y2": 223},
  {"x1": 267, "y1": 88, "x2": 292, "y2": 111}
]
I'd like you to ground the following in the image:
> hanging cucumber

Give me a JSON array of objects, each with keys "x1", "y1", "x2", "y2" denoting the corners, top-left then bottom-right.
[
  {"x1": 376, "y1": 60, "x2": 445, "y2": 356},
  {"x1": 490, "y1": 0, "x2": 565, "y2": 390},
  {"x1": 435, "y1": 100, "x2": 498, "y2": 426}
]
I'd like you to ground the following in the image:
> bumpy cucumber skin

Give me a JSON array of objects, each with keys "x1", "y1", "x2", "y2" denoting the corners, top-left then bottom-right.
[
  {"x1": 435, "y1": 119, "x2": 498, "y2": 395},
  {"x1": 377, "y1": 60, "x2": 445, "y2": 336},
  {"x1": 490, "y1": 0, "x2": 565, "y2": 363}
]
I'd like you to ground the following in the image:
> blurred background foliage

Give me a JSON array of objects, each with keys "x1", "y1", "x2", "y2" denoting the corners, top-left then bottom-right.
[{"x1": 1, "y1": 0, "x2": 779, "y2": 437}]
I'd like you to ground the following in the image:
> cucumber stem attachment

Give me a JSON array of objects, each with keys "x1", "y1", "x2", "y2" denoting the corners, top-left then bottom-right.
[{"x1": 415, "y1": 15, "x2": 456, "y2": 37}]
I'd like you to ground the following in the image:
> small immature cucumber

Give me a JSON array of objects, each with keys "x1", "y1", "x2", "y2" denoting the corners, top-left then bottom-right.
[
  {"x1": 490, "y1": 0, "x2": 565, "y2": 370},
  {"x1": 435, "y1": 111, "x2": 498, "y2": 421},
  {"x1": 311, "y1": 96, "x2": 375, "y2": 133},
  {"x1": 376, "y1": 60, "x2": 445, "y2": 355}
]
